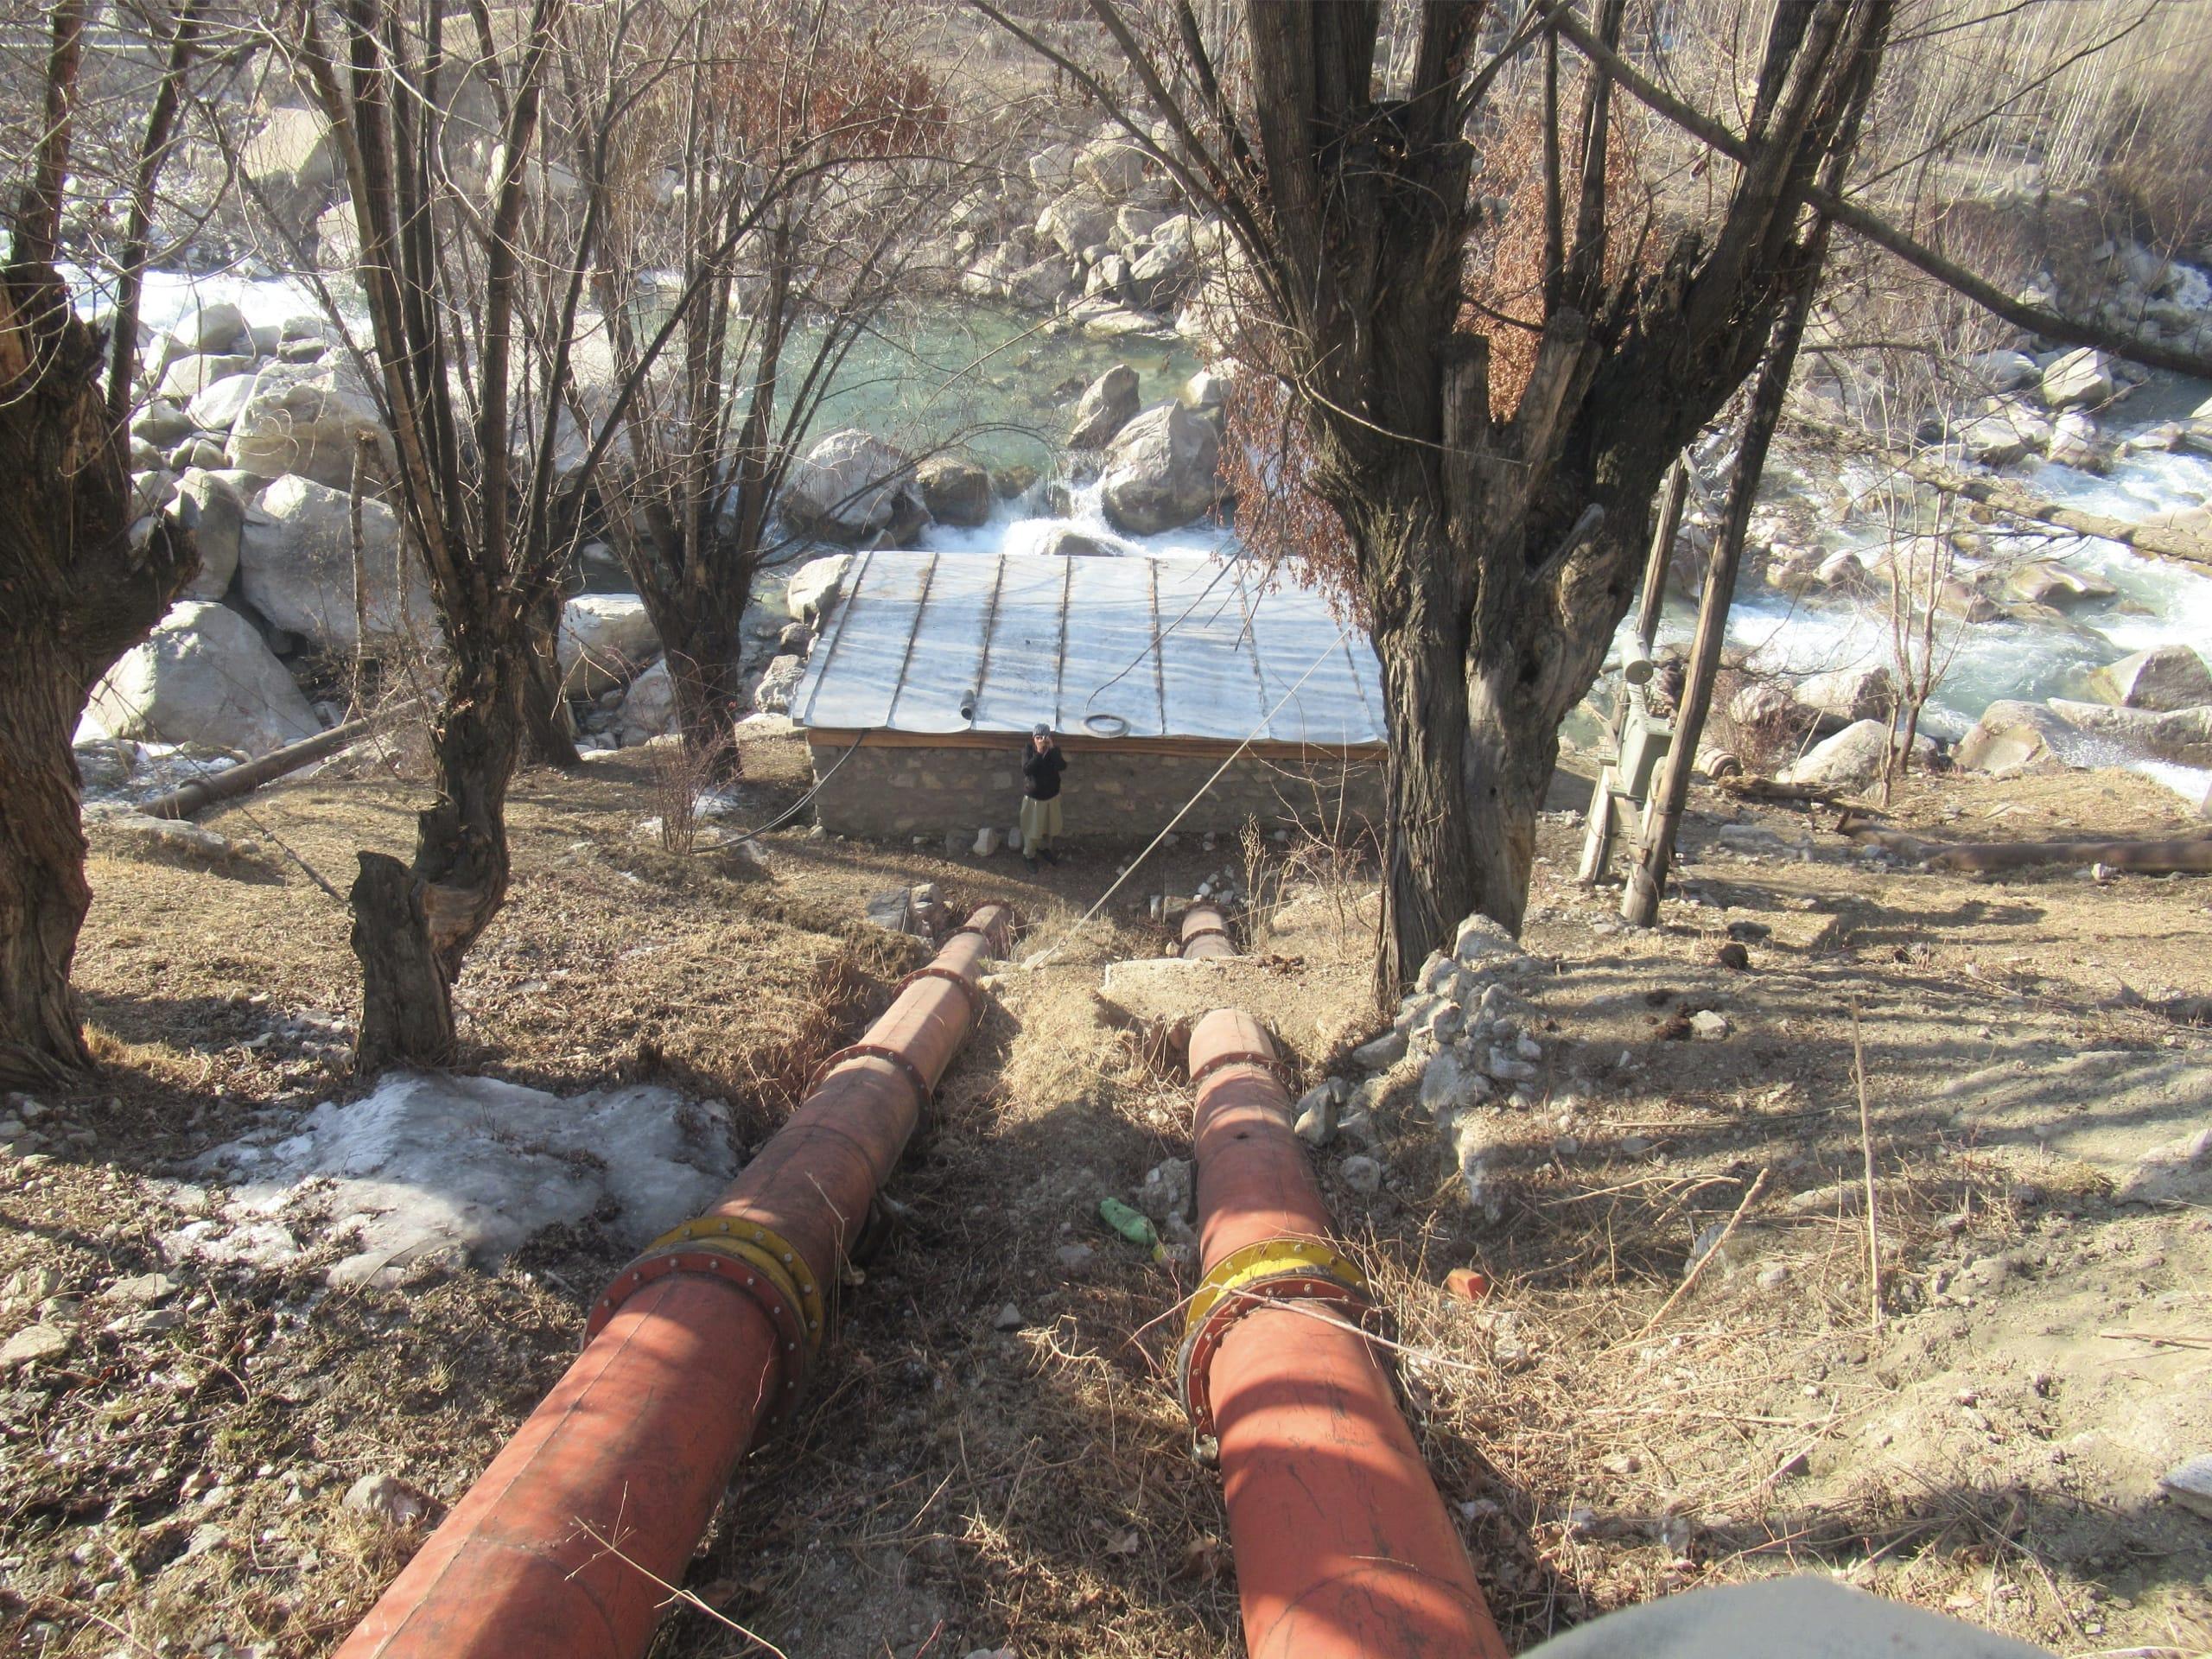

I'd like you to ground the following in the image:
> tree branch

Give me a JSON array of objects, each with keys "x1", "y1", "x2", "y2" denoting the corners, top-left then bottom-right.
[{"x1": 1542, "y1": 1, "x2": 2212, "y2": 382}]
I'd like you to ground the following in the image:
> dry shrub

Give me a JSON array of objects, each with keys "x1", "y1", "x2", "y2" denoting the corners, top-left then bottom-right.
[
  {"x1": 1707, "y1": 664, "x2": 1815, "y2": 776},
  {"x1": 643, "y1": 728, "x2": 741, "y2": 856}
]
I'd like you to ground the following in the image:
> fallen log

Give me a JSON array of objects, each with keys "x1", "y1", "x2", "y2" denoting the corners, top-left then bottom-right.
[
  {"x1": 1840, "y1": 820, "x2": 2212, "y2": 874},
  {"x1": 137, "y1": 709, "x2": 397, "y2": 820}
]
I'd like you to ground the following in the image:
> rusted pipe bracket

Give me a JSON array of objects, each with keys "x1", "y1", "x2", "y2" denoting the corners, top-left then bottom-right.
[
  {"x1": 1188, "y1": 1044, "x2": 1294, "y2": 1092},
  {"x1": 892, "y1": 963, "x2": 981, "y2": 1023},
  {"x1": 589, "y1": 1218, "x2": 827, "y2": 1421},
  {"x1": 812, "y1": 1041, "x2": 933, "y2": 1106},
  {"x1": 1176, "y1": 1236, "x2": 1376, "y2": 1439}
]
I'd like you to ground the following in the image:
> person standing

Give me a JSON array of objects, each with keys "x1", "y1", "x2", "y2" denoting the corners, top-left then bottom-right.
[{"x1": 1020, "y1": 722, "x2": 1066, "y2": 873}]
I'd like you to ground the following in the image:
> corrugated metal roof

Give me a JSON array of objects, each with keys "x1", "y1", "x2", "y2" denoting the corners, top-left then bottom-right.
[{"x1": 792, "y1": 551, "x2": 1387, "y2": 746}]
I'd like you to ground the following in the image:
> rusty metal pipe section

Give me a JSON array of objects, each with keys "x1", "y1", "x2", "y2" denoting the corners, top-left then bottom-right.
[
  {"x1": 1180, "y1": 1008, "x2": 1509, "y2": 1659},
  {"x1": 334, "y1": 906, "x2": 1014, "y2": 1659},
  {"x1": 1179, "y1": 901, "x2": 1236, "y2": 958}
]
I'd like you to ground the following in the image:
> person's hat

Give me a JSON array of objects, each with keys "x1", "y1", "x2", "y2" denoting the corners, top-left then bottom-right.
[{"x1": 1032, "y1": 722, "x2": 1051, "y2": 738}]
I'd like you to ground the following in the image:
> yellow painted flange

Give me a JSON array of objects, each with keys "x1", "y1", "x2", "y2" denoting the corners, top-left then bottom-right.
[
  {"x1": 1181, "y1": 1236, "x2": 1370, "y2": 1346},
  {"x1": 640, "y1": 1217, "x2": 827, "y2": 1360}
]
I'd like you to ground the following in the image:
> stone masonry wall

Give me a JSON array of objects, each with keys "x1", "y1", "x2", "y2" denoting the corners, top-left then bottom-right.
[{"x1": 810, "y1": 740, "x2": 1386, "y2": 842}]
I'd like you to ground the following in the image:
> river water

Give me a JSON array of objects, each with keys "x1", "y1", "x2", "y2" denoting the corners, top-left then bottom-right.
[{"x1": 105, "y1": 270, "x2": 2212, "y2": 800}]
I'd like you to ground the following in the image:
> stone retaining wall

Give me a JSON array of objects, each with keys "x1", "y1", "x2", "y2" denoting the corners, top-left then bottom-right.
[{"x1": 809, "y1": 738, "x2": 1386, "y2": 842}]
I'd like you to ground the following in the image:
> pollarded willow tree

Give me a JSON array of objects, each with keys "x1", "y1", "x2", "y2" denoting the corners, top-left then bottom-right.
[
  {"x1": 577, "y1": 0, "x2": 957, "y2": 762},
  {"x1": 0, "y1": 0, "x2": 207, "y2": 1086},
  {"x1": 988, "y1": 0, "x2": 2212, "y2": 992}
]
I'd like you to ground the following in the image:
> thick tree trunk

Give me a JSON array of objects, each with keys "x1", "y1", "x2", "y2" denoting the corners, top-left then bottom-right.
[
  {"x1": 519, "y1": 587, "x2": 580, "y2": 768},
  {"x1": 352, "y1": 623, "x2": 521, "y2": 1071},
  {"x1": 0, "y1": 264, "x2": 197, "y2": 1085},
  {"x1": 0, "y1": 658, "x2": 96, "y2": 1085}
]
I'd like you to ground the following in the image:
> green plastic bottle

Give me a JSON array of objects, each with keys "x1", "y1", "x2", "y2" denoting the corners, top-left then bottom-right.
[{"x1": 1098, "y1": 1196, "x2": 1168, "y2": 1262}]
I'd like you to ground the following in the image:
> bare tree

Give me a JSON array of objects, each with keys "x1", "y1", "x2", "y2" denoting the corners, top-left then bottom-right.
[
  {"x1": 985, "y1": 0, "x2": 2212, "y2": 992},
  {"x1": 0, "y1": 1, "x2": 206, "y2": 1085},
  {"x1": 577, "y1": 0, "x2": 957, "y2": 762},
  {"x1": 280, "y1": 0, "x2": 603, "y2": 1070}
]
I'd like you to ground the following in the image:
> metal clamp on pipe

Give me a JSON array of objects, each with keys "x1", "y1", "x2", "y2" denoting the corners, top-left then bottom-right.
[{"x1": 1176, "y1": 1235, "x2": 1376, "y2": 1441}]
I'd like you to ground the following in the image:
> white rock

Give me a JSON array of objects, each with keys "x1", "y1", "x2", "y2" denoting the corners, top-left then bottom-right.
[
  {"x1": 1688, "y1": 1010, "x2": 1732, "y2": 1041},
  {"x1": 157, "y1": 353, "x2": 257, "y2": 408},
  {"x1": 1068, "y1": 364, "x2": 1141, "y2": 450},
  {"x1": 227, "y1": 360, "x2": 393, "y2": 488},
  {"x1": 171, "y1": 467, "x2": 247, "y2": 601},
  {"x1": 1338, "y1": 1154, "x2": 1382, "y2": 1197},
  {"x1": 2040, "y1": 346, "x2": 2114, "y2": 410},
  {"x1": 752, "y1": 653, "x2": 805, "y2": 715},
  {"x1": 614, "y1": 658, "x2": 677, "y2": 746},
  {"x1": 0, "y1": 1325, "x2": 70, "y2": 1370},
  {"x1": 2046, "y1": 410, "x2": 2099, "y2": 469},
  {"x1": 557, "y1": 594, "x2": 660, "y2": 695},
  {"x1": 783, "y1": 553, "x2": 852, "y2": 624},
  {"x1": 1420, "y1": 1052, "x2": 1491, "y2": 1118},
  {"x1": 175, "y1": 300, "x2": 248, "y2": 355},
  {"x1": 1486, "y1": 1046, "x2": 1538, "y2": 1084},
  {"x1": 238, "y1": 474, "x2": 434, "y2": 652},
  {"x1": 973, "y1": 826, "x2": 1002, "y2": 856},
  {"x1": 1100, "y1": 403, "x2": 1220, "y2": 535},
  {"x1": 1350, "y1": 1029, "x2": 1408, "y2": 1071},
  {"x1": 1777, "y1": 719, "x2": 1893, "y2": 792},
  {"x1": 1294, "y1": 1081, "x2": 1339, "y2": 1146},
  {"x1": 86, "y1": 601, "x2": 320, "y2": 757},
  {"x1": 781, "y1": 430, "x2": 920, "y2": 540},
  {"x1": 1072, "y1": 137, "x2": 1147, "y2": 200},
  {"x1": 2160, "y1": 1455, "x2": 2212, "y2": 1520},
  {"x1": 343, "y1": 1473, "x2": 429, "y2": 1527},
  {"x1": 1452, "y1": 913, "x2": 1519, "y2": 967},
  {"x1": 1796, "y1": 665, "x2": 1892, "y2": 725},
  {"x1": 185, "y1": 372, "x2": 259, "y2": 433},
  {"x1": 2087, "y1": 645, "x2": 2212, "y2": 712}
]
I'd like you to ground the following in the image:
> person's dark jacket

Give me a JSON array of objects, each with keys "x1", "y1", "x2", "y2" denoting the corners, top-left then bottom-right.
[{"x1": 1022, "y1": 745, "x2": 1066, "y2": 800}]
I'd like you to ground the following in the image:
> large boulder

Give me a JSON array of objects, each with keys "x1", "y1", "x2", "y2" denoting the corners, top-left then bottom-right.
[
  {"x1": 1126, "y1": 215, "x2": 1198, "y2": 308},
  {"x1": 614, "y1": 658, "x2": 676, "y2": 745},
  {"x1": 1100, "y1": 402, "x2": 1221, "y2": 535},
  {"x1": 558, "y1": 594, "x2": 661, "y2": 696},
  {"x1": 227, "y1": 361, "x2": 392, "y2": 488},
  {"x1": 2087, "y1": 645, "x2": 2212, "y2": 712},
  {"x1": 2039, "y1": 347, "x2": 2114, "y2": 410},
  {"x1": 1967, "y1": 350, "x2": 2039, "y2": 391},
  {"x1": 916, "y1": 455, "x2": 993, "y2": 527},
  {"x1": 1072, "y1": 137, "x2": 1147, "y2": 200},
  {"x1": 1956, "y1": 700, "x2": 2072, "y2": 776},
  {"x1": 2045, "y1": 410, "x2": 2100, "y2": 469},
  {"x1": 2045, "y1": 699, "x2": 2212, "y2": 766},
  {"x1": 238, "y1": 474, "x2": 434, "y2": 652},
  {"x1": 752, "y1": 653, "x2": 806, "y2": 715},
  {"x1": 1033, "y1": 524, "x2": 1120, "y2": 559},
  {"x1": 1960, "y1": 408, "x2": 2048, "y2": 466},
  {"x1": 779, "y1": 429, "x2": 922, "y2": 542},
  {"x1": 86, "y1": 601, "x2": 319, "y2": 757},
  {"x1": 174, "y1": 301, "x2": 248, "y2": 356},
  {"x1": 1067, "y1": 364, "x2": 1140, "y2": 450},
  {"x1": 171, "y1": 467, "x2": 247, "y2": 601},
  {"x1": 243, "y1": 106, "x2": 338, "y2": 232},
  {"x1": 156, "y1": 353, "x2": 257, "y2": 405},
  {"x1": 1005, "y1": 254, "x2": 1075, "y2": 313},
  {"x1": 784, "y1": 553, "x2": 851, "y2": 624},
  {"x1": 1796, "y1": 664, "x2": 1893, "y2": 727},
  {"x1": 1777, "y1": 719, "x2": 1896, "y2": 792},
  {"x1": 2002, "y1": 559, "x2": 2115, "y2": 607},
  {"x1": 1036, "y1": 193, "x2": 1116, "y2": 261},
  {"x1": 185, "y1": 371, "x2": 259, "y2": 433}
]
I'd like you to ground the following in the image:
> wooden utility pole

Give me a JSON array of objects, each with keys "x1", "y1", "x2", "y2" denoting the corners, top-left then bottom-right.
[{"x1": 1623, "y1": 283, "x2": 1823, "y2": 926}]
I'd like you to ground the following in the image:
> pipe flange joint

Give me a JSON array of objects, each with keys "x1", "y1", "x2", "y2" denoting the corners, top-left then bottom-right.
[
  {"x1": 1175, "y1": 1236, "x2": 1375, "y2": 1438},
  {"x1": 588, "y1": 1217, "x2": 827, "y2": 1422},
  {"x1": 812, "y1": 1041, "x2": 934, "y2": 1107},
  {"x1": 1188, "y1": 1044, "x2": 1294, "y2": 1092},
  {"x1": 892, "y1": 963, "x2": 981, "y2": 1023}
]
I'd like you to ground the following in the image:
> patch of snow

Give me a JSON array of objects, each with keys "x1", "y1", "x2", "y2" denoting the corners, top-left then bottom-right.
[{"x1": 170, "y1": 1072, "x2": 739, "y2": 1287}]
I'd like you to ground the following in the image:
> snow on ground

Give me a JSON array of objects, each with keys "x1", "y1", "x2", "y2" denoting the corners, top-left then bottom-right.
[{"x1": 164, "y1": 1072, "x2": 740, "y2": 1287}]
